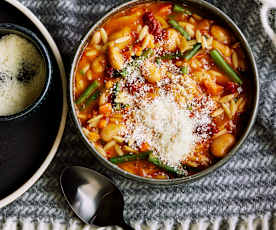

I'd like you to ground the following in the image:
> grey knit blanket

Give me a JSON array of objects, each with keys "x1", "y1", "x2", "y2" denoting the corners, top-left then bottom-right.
[{"x1": 1, "y1": 0, "x2": 276, "y2": 229}]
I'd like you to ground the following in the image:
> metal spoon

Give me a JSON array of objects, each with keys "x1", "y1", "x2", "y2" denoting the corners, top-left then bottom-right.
[{"x1": 60, "y1": 166, "x2": 133, "y2": 230}]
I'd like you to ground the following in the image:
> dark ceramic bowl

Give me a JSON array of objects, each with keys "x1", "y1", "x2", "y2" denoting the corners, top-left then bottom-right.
[
  {"x1": 0, "y1": 23, "x2": 52, "y2": 122},
  {"x1": 69, "y1": 0, "x2": 259, "y2": 186}
]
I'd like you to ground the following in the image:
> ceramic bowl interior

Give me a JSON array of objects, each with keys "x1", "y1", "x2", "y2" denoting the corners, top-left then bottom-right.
[
  {"x1": 69, "y1": 0, "x2": 259, "y2": 186},
  {"x1": 0, "y1": 23, "x2": 52, "y2": 122}
]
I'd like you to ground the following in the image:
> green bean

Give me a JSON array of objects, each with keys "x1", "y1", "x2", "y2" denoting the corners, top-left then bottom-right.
[
  {"x1": 110, "y1": 151, "x2": 152, "y2": 164},
  {"x1": 114, "y1": 103, "x2": 122, "y2": 111},
  {"x1": 79, "y1": 64, "x2": 90, "y2": 75},
  {"x1": 75, "y1": 80, "x2": 100, "y2": 105},
  {"x1": 112, "y1": 81, "x2": 120, "y2": 101},
  {"x1": 168, "y1": 19, "x2": 190, "y2": 40},
  {"x1": 141, "y1": 48, "x2": 154, "y2": 58},
  {"x1": 173, "y1": 4, "x2": 185, "y2": 13},
  {"x1": 155, "y1": 57, "x2": 161, "y2": 64},
  {"x1": 183, "y1": 43, "x2": 202, "y2": 61},
  {"x1": 120, "y1": 49, "x2": 153, "y2": 76},
  {"x1": 187, "y1": 105, "x2": 193, "y2": 110},
  {"x1": 161, "y1": 51, "x2": 183, "y2": 60},
  {"x1": 120, "y1": 68, "x2": 128, "y2": 78},
  {"x1": 160, "y1": 44, "x2": 201, "y2": 62},
  {"x1": 81, "y1": 90, "x2": 100, "y2": 110},
  {"x1": 180, "y1": 64, "x2": 189, "y2": 74},
  {"x1": 210, "y1": 49, "x2": 242, "y2": 85},
  {"x1": 173, "y1": 4, "x2": 192, "y2": 15},
  {"x1": 114, "y1": 81, "x2": 120, "y2": 94},
  {"x1": 168, "y1": 15, "x2": 175, "y2": 20},
  {"x1": 148, "y1": 152, "x2": 186, "y2": 176}
]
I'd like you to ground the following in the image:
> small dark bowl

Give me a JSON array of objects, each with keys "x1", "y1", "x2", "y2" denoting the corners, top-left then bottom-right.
[
  {"x1": 0, "y1": 23, "x2": 52, "y2": 122},
  {"x1": 69, "y1": 0, "x2": 259, "y2": 186}
]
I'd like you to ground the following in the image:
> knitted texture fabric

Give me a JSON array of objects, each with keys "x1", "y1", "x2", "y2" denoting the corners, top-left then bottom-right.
[{"x1": 1, "y1": 0, "x2": 276, "y2": 229}]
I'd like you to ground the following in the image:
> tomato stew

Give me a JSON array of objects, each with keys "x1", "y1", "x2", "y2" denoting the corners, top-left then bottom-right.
[{"x1": 74, "y1": 2, "x2": 250, "y2": 179}]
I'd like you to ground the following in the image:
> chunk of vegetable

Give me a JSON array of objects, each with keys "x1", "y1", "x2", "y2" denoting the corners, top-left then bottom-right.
[
  {"x1": 197, "y1": 19, "x2": 211, "y2": 31},
  {"x1": 156, "y1": 4, "x2": 173, "y2": 16},
  {"x1": 160, "y1": 51, "x2": 183, "y2": 60},
  {"x1": 141, "y1": 48, "x2": 154, "y2": 58},
  {"x1": 79, "y1": 63, "x2": 90, "y2": 75},
  {"x1": 166, "y1": 28, "x2": 179, "y2": 51},
  {"x1": 99, "y1": 103, "x2": 112, "y2": 115},
  {"x1": 110, "y1": 27, "x2": 131, "y2": 41},
  {"x1": 210, "y1": 49, "x2": 242, "y2": 85},
  {"x1": 110, "y1": 151, "x2": 151, "y2": 164},
  {"x1": 203, "y1": 79, "x2": 224, "y2": 96},
  {"x1": 143, "y1": 61, "x2": 161, "y2": 83},
  {"x1": 180, "y1": 64, "x2": 189, "y2": 74},
  {"x1": 183, "y1": 43, "x2": 201, "y2": 61},
  {"x1": 98, "y1": 119, "x2": 108, "y2": 129},
  {"x1": 168, "y1": 19, "x2": 191, "y2": 40},
  {"x1": 211, "y1": 25, "x2": 231, "y2": 44},
  {"x1": 211, "y1": 133, "x2": 235, "y2": 157},
  {"x1": 91, "y1": 55, "x2": 106, "y2": 74},
  {"x1": 107, "y1": 13, "x2": 142, "y2": 34},
  {"x1": 173, "y1": 4, "x2": 191, "y2": 15},
  {"x1": 82, "y1": 90, "x2": 100, "y2": 110},
  {"x1": 140, "y1": 142, "x2": 150, "y2": 152},
  {"x1": 212, "y1": 40, "x2": 231, "y2": 57},
  {"x1": 148, "y1": 152, "x2": 186, "y2": 176},
  {"x1": 75, "y1": 80, "x2": 100, "y2": 105}
]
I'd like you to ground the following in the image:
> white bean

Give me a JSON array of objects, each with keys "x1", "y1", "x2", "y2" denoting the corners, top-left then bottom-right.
[
  {"x1": 108, "y1": 45, "x2": 125, "y2": 70},
  {"x1": 100, "y1": 28, "x2": 108, "y2": 44},
  {"x1": 91, "y1": 31, "x2": 101, "y2": 45}
]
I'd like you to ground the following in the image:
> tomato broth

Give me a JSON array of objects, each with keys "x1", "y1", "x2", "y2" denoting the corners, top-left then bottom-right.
[{"x1": 74, "y1": 2, "x2": 249, "y2": 179}]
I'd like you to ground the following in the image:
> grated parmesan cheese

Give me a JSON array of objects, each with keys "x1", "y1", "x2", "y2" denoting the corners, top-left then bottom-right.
[
  {"x1": 0, "y1": 34, "x2": 45, "y2": 116},
  {"x1": 126, "y1": 95, "x2": 196, "y2": 168},
  {"x1": 110, "y1": 45, "x2": 217, "y2": 169}
]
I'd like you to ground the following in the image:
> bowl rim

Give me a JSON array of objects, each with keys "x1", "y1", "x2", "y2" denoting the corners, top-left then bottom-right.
[
  {"x1": 0, "y1": 23, "x2": 52, "y2": 121},
  {"x1": 69, "y1": 0, "x2": 260, "y2": 186}
]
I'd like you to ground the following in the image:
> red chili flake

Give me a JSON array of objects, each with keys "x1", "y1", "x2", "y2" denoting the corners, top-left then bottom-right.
[
  {"x1": 143, "y1": 12, "x2": 163, "y2": 39},
  {"x1": 131, "y1": 31, "x2": 139, "y2": 41},
  {"x1": 225, "y1": 123, "x2": 231, "y2": 131},
  {"x1": 105, "y1": 65, "x2": 114, "y2": 78},
  {"x1": 195, "y1": 123, "x2": 218, "y2": 136},
  {"x1": 211, "y1": 124, "x2": 219, "y2": 134},
  {"x1": 224, "y1": 81, "x2": 238, "y2": 94},
  {"x1": 126, "y1": 82, "x2": 144, "y2": 94},
  {"x1": 122, "y1": 47, "x2": 131, "y2": 60},
  {"x1": 105, "y1": 65, "x2": 121, "y2": 78},
  {"x1": 122, "y1": 46, "x2": 130, "y2": 53}
]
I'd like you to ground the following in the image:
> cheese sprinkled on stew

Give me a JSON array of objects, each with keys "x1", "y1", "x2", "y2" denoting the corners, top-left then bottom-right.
[
  {"x1": 74, "y1": 2, "x2": 249, "y2": 179},
  {"x1": 125, "y1": 95, "x2": 195, "y2": 168}
]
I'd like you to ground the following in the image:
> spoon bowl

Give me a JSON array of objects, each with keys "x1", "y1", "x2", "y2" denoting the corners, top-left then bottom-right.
[{"x1": 60, "y1": 166, "x2": 132, "y2": 229}]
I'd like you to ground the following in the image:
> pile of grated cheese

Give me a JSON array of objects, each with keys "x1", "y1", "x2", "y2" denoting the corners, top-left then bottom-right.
[
  {"x1": 115, "y1": 50, "x2": 216, "y2": 170},
  {"x1": 126, "y1": 95, "x2": 196, "y2": 168},
  {"x1": 0, "y1": 34, "x2": 45, "y2": 116}
]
